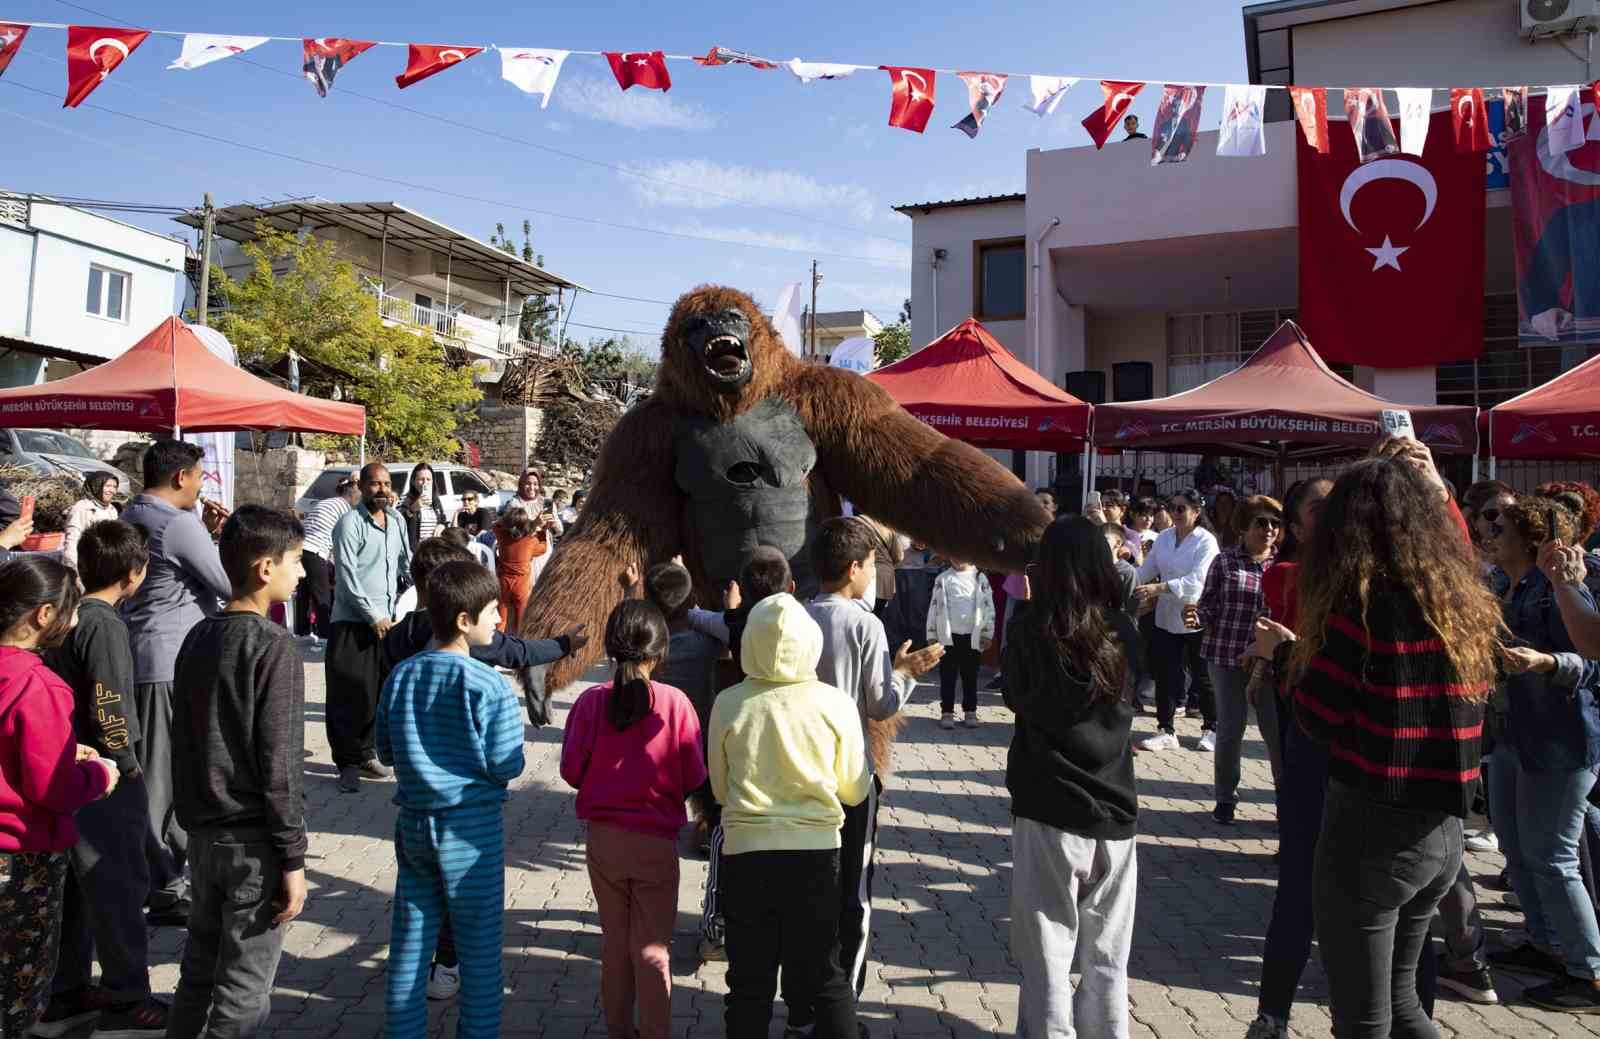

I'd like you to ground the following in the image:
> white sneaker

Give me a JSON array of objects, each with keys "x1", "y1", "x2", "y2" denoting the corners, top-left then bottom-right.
[
  {"x1": 1465, "y1": 830, "x2": 1499, "y2": 853},
  {"x1": 940, "y1": 713, "x2": 956, "y2": 730},
  {"x1": 1197, "y1": 730, "x2": 1217, "y2": 752},
  {"x1": 963, "y1": 711, "x2": 979, "y2": 729},
  {"x1": 1138, "y1": 731, "x2": 1180, "y2": 752},
  {"x1": 427, "y1": 963, "x2": 460, "y2": 1000}
]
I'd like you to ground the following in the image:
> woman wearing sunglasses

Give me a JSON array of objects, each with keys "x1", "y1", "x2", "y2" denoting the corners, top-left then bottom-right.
[
  {"x1": 1183, "y1": 495, "x2": 1281, "y2": 824},
  {"x1": 1133, "y1": 489, "x2": 1219, "y2": 752}
]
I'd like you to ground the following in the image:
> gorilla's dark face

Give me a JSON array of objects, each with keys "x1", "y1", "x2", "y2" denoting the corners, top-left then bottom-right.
[{"x1": 682, "y1": 307, "x2": 753, "y2": 393}]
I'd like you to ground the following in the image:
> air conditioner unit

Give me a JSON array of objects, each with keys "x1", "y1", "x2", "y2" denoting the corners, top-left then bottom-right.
[{"x1": 1521, "y1": 0, "x2": 1600, "y2": 38}]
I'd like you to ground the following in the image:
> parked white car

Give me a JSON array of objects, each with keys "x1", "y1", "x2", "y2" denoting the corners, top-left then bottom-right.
[{"x1": 293, "y1": 463, "x2": 510, "y2": 519}]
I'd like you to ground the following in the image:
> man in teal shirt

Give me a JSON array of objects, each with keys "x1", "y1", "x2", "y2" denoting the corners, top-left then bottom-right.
[{"x1": 326, "y1": 462, "x2": 411, "y2": 792}]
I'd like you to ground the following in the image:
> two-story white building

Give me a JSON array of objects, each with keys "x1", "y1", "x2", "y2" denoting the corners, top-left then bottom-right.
[
  {"x1": 897, "y1": 0, "x2": 1600, "y2": 495},
  {"x1": 178, "y1": 200, "x2": 582, "y2": 368},
  {"x1": 0, "y1": 192, "x2": 186, "y2": 387}
]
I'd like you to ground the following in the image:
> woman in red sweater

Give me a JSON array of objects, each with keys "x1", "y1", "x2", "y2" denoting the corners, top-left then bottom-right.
[
  {"x1": 1290, "y1": 456, "x2": 1500, "y2": 1039},
  {"x1": 0, "y1": 556, "x2": 117, "y2": 1038}
]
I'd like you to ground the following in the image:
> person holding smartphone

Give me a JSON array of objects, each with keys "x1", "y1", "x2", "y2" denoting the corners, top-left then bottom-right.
[{"x1": 1483, "y1": 497, "x2": 1600, "y2": 1012}]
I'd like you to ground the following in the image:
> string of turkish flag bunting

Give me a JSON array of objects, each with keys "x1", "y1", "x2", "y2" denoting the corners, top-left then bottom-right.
[{"x1": 1, "y1": 19, "x2": 1597, "y2": 161}]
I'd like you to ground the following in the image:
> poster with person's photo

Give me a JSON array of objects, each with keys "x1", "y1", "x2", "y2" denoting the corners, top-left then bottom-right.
[{"x1": 1150, "y1": 84, "x2": 1205, "y2": 165}]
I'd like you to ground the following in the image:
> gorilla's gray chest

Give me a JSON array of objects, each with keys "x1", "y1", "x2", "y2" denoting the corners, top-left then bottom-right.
[{"x1": 673, "y1": 397, "x2": 819, "y2": 594}]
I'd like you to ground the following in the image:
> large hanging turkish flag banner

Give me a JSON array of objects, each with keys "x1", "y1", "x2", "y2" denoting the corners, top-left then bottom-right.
[
  {"x1": 1297, "y1": 108, "x2": 1484, "y2": 367},
  {"x1": 1511, "y1": 86, "x2": 1600, "y2": 346}
]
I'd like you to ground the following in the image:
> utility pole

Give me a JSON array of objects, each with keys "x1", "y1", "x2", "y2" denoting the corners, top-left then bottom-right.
[
  {"x1": 809, "y1": 260, "x2": 822, "y2": 360},
  {"x1": 196, "y1": 192, "x2": 215, "y2": 327}
]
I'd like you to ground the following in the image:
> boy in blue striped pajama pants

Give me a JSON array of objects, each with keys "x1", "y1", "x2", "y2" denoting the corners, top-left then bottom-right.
[{"x1": 376, "y1": 560, "x2": 526, "y2": 1039}]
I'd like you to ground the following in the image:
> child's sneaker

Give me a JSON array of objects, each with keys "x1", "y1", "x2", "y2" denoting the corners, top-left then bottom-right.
[
  {"x1": 426, "y1": 963, "x2": 460, "y2": 1000},
  {"x1": 940, "y1": 713, "x2": 956, "y2": 730},
  {"x1": 963, "y1": 711, "x2": 979, "y2": 729}
]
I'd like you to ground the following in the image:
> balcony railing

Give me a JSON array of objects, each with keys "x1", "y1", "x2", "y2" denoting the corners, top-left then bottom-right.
[{"x1": 367, "y1": 287, "x2": 557, "y2": 358}]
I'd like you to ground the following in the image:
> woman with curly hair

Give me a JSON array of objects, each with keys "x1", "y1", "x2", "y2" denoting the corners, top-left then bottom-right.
[
  {"x1": 1481, "y1": 496, "x2": 1600, "y2": 1012},
  {"x1": 1291, "y1": 454, "x2": 1500, "y2": 1038}
]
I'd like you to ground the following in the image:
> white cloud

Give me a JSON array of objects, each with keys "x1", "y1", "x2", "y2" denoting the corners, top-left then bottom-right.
[
  {"x1": 621, "y1": 160, "x2": 880, "y2": 223},
  {"x1": 556, "y1": 76, "x2": 718, "y2": 131}
]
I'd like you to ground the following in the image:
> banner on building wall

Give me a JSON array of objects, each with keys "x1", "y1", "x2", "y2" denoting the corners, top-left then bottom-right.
[
  {"x1": 1511, "y1": 88, "x2": 1600, "y2": 347},
  {"x1": 189, "y1": 325, "x2": 237, "y2": 510},
  {"x1": 1296, "y1": 108, "x2": 1485, "y2": 367}
]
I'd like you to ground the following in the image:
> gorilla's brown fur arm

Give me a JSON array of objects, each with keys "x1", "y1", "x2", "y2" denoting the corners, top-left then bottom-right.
[
  {"x1": 521, "y1": 396, "x2": 684, "y2": 689},
  {"x1": 782, "y1": 364, "x2": 1049, "y2": 571}
]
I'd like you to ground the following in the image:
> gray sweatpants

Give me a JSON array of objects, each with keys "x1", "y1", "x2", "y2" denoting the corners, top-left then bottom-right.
[
  {"x1": 1210, "y1": 662, "x2": 1251, "y2": 808},
  {"x1": 135, "y1": 681, "x2": 188, "y2": 910},
  {"x1": 1010, "y1": 817, "x2": 1136, "y2": 1039}
]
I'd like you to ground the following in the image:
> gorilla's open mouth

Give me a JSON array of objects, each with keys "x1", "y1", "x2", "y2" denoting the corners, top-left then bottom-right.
[
  {"x1": 686, "y1": 308, "x2": 755, "y2": 392},
  {"x1": 704, "y1": 334, "x2": 750, "y2": 383}
]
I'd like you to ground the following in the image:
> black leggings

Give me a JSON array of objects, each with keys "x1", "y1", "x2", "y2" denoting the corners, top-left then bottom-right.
[
  {"x1": 1149, "y1": 627, "x2": 1215, "y2": 733},
  {"x1": 939, "y1": 634, "x2": 980, "y2": 714}
]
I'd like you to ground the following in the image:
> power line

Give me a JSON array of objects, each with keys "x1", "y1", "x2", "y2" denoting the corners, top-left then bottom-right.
[
  {"x1": 38, "y1": 0, "x2": 910, "y2": 247},
  {"x1": 0, "y1": 76, "x2": 908, "y2": 267},
  {"x1": 567, "y1": 320, "x2": 662, "y2": 336}
]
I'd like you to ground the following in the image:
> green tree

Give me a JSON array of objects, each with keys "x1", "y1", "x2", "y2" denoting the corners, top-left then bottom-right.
[
  {"x1": 561, "y1": 336, "x2": 659, "y2": 389},
  {"x1": 873, "y1": 319, "x2": 912, "y2": 367},
  {"x1": 208, "y1": 224, "x2": 480, "y2": 459},
  {"x1": 489, "y1": 219, "x2": 557, "y2": 347}
]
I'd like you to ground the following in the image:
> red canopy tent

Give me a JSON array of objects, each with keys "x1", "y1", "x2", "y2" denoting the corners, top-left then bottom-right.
[
  {"x1": 1093, "y1": 321, "x2": 1478, "y2": 464},
  {"x1": 0, "y1": 317, "x2": 366, "y2": 436},
  {"x1": 866, "y1": 318, "x2": 1091, "y2": 450},
  {"x1": 1487, "y1": 352, "x2": 1600, "y2": 460}
]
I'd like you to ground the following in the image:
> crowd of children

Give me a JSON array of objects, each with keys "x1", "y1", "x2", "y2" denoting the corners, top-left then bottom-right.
[{"x1": 0, "y1": 502, "x2": 1000, "y2": 1039}]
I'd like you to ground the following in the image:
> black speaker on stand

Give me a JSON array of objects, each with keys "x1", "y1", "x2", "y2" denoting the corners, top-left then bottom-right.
[{"x1": 1057, "y1": 372, "x2": 1106, "y2": 514}]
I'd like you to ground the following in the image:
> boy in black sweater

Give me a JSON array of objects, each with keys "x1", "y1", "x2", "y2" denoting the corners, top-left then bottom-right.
[
  {"x1": 168, "y1": 506, "x2": 308, "y2": 1039},
  {"x1": 379, "y1": 536, "x2": 586, "y2": 1001},
  {"x1": 37, "y1": 520, "x2": 168, "y2": 1037}
]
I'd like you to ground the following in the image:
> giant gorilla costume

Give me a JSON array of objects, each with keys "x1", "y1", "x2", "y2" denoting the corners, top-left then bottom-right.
[{"x1": 524, "y1": 285, "x2": 1050, "y2": 692}]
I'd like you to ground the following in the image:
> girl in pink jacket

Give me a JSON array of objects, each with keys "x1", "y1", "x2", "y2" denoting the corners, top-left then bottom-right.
[{"x1": 0, "y1": 556, "x2": 116, "y2": 1037}]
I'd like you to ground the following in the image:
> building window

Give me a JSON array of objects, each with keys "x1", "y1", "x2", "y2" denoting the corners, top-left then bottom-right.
[
  {"x1": 1166, "y1": 309, "x2": 1346, "y2": 393},
  {"x1": 86, "y1": 265, "x2": 129, "y2": 321},
  {"x1": 1437, "y1": 293, "x2": 1597, "y2": 409},
  {"x1": 974, "y1": 238, "x2": 1025, "y2": 320}
]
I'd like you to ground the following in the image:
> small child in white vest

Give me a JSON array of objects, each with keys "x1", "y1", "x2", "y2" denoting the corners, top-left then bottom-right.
[{"x1": 927, "y1": 560, "x2": 995, "y2": 729}]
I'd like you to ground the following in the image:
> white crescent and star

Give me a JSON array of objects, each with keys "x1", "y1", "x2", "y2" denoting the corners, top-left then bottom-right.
[
  {"x1": 1338, "y1": 158, "x2": 1439, "y2": 273},
  {"x1": 439, "y1": 49, "x2": 467, "y2": 63},
  {"x1": 1455, "y1": 94, "x2": 1476, "y2": 124},
  {"x1": 88, "y1": 37, "x2": 129, "y2": 73},
  {"x1": 901, "y1": 70, "x2": 929, "y2": 101}
]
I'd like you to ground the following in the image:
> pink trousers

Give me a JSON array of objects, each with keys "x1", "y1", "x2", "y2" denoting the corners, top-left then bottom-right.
[{"x1": 585, "y1": 822, "x2": 679, "y2": 1039}]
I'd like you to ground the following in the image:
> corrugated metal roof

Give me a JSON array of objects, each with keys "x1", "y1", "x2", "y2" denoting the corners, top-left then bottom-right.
[{"x1": 891, "y1": 193, "x2": 1026, "y2": 215}]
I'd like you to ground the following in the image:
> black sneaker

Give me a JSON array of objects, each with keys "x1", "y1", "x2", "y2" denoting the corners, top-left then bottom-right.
[
  {"x1": 91, "y1": 998, "x2": 170, "y2": 1038},
  {"x1": 1488, "y1": 942, "x2": 1565, "y2": 978},
  {"x1": 1184, "y1": 705, "x2": 1203, "y2": 719},
  {"x1": 144, "y1": 899, "x2": 191, "y2": 928},
  {"x1": 1525, "y1": 975, "x2": 1600, "y2": 1014},
  {"x1": 1212, "y1": 803, "x2": 1236, "y2": 825},
  {"x1": 1436, "y1": 965, "x2": 1499, "y2": 1004},
  {"x1": 28, "y1": 989, "x2": 101, "y2": 1037}
]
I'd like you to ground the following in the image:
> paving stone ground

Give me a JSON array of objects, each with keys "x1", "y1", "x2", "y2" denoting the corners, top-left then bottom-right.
[{"x1": 121, "y1": 650, "x2": 1593, "y2": 1037}]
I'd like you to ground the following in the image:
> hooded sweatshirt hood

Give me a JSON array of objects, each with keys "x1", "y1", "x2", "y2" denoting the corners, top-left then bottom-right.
[
  {"x1": 0, "y1": 645, "x2": 47, "y2": 720},
  {"x1": 739, "y1": 593, "x2": 821, "y2": 684}
]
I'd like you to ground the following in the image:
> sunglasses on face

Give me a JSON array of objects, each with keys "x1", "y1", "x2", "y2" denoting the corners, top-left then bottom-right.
[
  {"x1": 1168, "y1": 503, "x2": 1192, "y2": 515},
  {"x1": 1479, "y1": 508, "x2": 1503, "y2": 524},
  {"x1": 1253, "y1": 517, "x2": 1283, "y2": 531}
]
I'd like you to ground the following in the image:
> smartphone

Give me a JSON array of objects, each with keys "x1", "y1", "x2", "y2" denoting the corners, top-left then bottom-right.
[
  {"x1": 1548, "y1": 506, "x2": 1562, "y2": 544},
  {"x1": 1380, "y1": 409, "x2": 1417, "y2": 441},
  {"x1": 1085, "y1": 491, "x2": 1103, "y2": 510},
  {"x1": 19, "y1": 495, "x2": 33, "y2": 520}
]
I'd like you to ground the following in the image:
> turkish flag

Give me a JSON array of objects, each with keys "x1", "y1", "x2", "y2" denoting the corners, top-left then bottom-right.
[
  {"x1": 1080, "y1": 80, "x2": 1143, "y2": 149},
  {"x1": 395, "y1": 44, "x2": 483, "y2": 89},
  {"x1": 881, "y1": 66, "x2": 936, "y2": 132},
  {"x1": 1450, "y1": 88, "x2": 1492, "y2": 153},
  {"x1": 605, "y1": 51, "x2": 671, "y2": 91},
  {"x1": 64, "y1": 26, "x2": 149, "y2": 108},
  {"x1": 1297, "y1": 109, "x2": 1485, "y2": 367},
  {"x1": 1289, "y1": 86, "x2": 1329, "y2": 154},
  {"x1": 0, "y1": 24, "x2": 27, "y2": 78}
]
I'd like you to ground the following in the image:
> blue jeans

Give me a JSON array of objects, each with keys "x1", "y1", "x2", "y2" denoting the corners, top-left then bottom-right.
[{"x1": 1488, "y1": 746, "x2": 1600, "y2": 979}]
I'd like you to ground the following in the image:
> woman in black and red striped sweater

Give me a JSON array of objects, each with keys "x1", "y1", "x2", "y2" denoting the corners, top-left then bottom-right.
[{"x1": 1290, "y1": 455, "x2": 1501, "y2": 1039}]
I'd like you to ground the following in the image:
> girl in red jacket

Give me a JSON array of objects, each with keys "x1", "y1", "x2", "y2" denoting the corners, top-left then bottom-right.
[{"x1": 0, "y1": 556, "x2": 117, "y2": 1038}]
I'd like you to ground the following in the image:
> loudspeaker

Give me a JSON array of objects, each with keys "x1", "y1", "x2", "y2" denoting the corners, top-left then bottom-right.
[
  {"x1": 1113, "y1": 361, "x2": 1154, "y2": 402},
  {"x1": 1064, "y1": 370, "x2": 1106, "y2": 405}
]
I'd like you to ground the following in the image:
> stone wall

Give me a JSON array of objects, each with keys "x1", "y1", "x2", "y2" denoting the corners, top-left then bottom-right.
[
  {"x1": 461, "y1": 405, "x2": 543, "y2": 476},
  {"x1": 234, "y1": 446, "x2": 329, "y2": 511}
]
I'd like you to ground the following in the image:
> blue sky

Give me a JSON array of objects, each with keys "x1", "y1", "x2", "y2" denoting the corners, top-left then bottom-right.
[{"x1": 1, "y1": 0, "x2": 1257, "y2": 353}]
